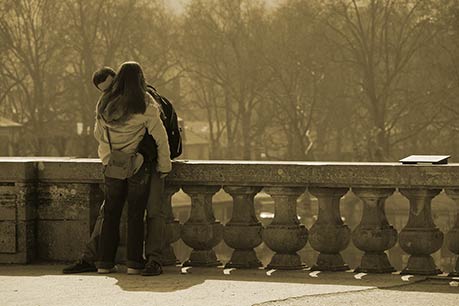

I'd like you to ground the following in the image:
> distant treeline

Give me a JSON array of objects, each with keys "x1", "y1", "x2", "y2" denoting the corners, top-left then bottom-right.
[{"x1": 0, "y1": 0, "x2": 458, "y2": 161}]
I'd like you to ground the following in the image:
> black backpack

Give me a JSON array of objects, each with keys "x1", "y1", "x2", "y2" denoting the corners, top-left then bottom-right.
[{"x1": 138, "y1": 85, "x2": 182, "y2": 162}]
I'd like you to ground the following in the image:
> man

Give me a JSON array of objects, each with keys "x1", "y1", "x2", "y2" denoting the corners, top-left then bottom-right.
[{"x1": 62, "y1": 67, "x2": 168, "y2": 276}]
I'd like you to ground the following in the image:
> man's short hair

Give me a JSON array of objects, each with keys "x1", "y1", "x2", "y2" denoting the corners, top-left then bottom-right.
[{"x1": 92, "y1": 67, "x2": 116, "y2": 89}]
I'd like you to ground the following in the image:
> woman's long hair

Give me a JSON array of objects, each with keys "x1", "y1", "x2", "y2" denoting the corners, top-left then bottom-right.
[{"x1": 97, "y1": 61, "x2": 147, "y2": 123}]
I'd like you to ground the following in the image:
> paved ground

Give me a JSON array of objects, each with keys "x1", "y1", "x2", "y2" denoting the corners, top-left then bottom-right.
[{"x1": 0, "y1": 264, "x2": 458, "y2": 306}]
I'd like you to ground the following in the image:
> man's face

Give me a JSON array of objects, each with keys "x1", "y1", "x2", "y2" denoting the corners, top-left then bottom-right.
[{"x1": 97, "y1": 75, "x2": 114, "y2": 92}]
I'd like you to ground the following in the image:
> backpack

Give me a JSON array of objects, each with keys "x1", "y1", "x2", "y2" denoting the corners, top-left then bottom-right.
[{"x1": 137, "y1": 85, "x2": 183, "y2": 162}]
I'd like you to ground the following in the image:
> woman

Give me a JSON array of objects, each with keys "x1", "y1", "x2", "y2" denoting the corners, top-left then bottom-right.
[{"x1": 93, "y1": 61, "x2": 171, "y2": 274}]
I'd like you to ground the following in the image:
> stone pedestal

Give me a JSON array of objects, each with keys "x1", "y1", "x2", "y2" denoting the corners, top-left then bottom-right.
[
  {"x1": 161, "y1": 185, "x2": 181, "y2": 266},
  {"x1": 262, "y1": 187, "x2": 308, "y2": 270},
  {"x1": 0, "y1": 161, "x2": 39, "y2": 264},
  {"x1": 399, "y1": 189, "x2": 443, "y2": 275},
  {"x1": 38, "y1": 182, "x2": 101, "y2": 262},
  {"x1": 181, "y1": 185, "x2": 223, "y2": 267},
  {"x1": 223, "y1": 186, "x2": 263, "y2": 269},
  {"x1": 0, "y1": 182, "x2": 37, "y2": 263},
  {"x1": 352, "y1": 188, "x2": 397, "y2": 273},
  {"x1": 308, "y1": 187, "x2": 350, "y2": 271},
  {"x1": 445, "y1": 189, "x2": 459, "y2": 276}
]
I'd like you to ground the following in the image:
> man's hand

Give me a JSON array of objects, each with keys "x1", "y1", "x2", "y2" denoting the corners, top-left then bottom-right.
[{"x1": 159, "y1": 172, "x2": 169, "y2": 179}]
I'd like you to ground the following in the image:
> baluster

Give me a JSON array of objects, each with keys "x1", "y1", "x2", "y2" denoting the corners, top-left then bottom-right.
[
  {"x1": 162, "y1": 185, "x2": 181, "y2": 266},
  {"x1": 223, "y1": 186, "x2": 263, "y2": 269},
  {"x1": 262, "y1": 187, "x2": 308, "y2": 270},
  {"x1": 352, "y1": 188, "x2": 397, "y2": 273},
  {"x1": 308, "y1": 187, "x2": 350, "y2": 271},
  {"x1": 181, "y1": 185, "x2": 223, "y2": 267},
  {"x1": 399, "y1": 189, "x2": 443, "y2": 275},
  {"x1": 444, "y1": 189, "x2": 459, "y2": 276}
]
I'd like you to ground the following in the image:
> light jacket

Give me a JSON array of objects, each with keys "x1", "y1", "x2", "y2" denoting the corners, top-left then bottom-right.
[{"x1": 94, "y1": 93, "x2": 172, "y2": 173}]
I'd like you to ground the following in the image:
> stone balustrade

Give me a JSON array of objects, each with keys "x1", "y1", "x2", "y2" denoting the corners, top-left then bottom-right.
[{"x1": 1, "y1": 158, "x2": 459, "y2": 276}]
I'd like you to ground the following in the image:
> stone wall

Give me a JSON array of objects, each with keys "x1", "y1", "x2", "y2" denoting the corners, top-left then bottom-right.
[
  {"x1": 0, "y1": 158, "x2": 458, "y2": 276},
  {"x1": 0, "y1": 158, "x2": 103, "y2": 263},
  {"x1": 0, "y1": 161, "x2": 36, "y2": 263}
]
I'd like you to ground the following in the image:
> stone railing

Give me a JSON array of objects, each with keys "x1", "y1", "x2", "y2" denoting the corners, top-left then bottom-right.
[{"x1": 0, "y1": 158, "x2": 458, "y2": 276}]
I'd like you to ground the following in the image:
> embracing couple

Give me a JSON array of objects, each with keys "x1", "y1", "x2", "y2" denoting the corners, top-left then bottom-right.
[{"x1": 63, "y1": 61, "x2": 175, "y2": 276}]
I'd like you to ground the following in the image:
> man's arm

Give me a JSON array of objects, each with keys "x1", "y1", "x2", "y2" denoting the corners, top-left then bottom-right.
[{"x1": 144, "y1": 97, "x2": 171, "y2": 174}]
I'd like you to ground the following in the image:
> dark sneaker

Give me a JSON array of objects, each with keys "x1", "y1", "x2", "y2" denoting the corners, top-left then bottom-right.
[
  {"x1": 62, "y1": 259, "x2": 97, "y2": 274},
  {"x1": 142, "y1": 261, "x2": 163, "y2": 276}
]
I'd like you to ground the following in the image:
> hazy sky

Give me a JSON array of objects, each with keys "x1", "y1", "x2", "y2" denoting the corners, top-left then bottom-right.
[{"x1": 165, "y1": 0, "x2": 281, "y2": 13}]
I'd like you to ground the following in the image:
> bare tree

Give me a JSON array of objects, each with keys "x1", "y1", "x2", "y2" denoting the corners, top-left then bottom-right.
[
  {"x1": 262, "y1": 0, "x2": 325, "y2": 160},
  {"x1": 179, "y1": 0, "x2": 270, "y2": 159},
  {"x1": 0, "y1": 0, "x2": 67, "y2": 155},
  {"x1": 326, "y1": 0, "x2": 438, "y2": 160}
]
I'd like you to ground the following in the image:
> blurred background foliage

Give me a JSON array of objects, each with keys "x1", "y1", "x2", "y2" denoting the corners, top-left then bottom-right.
[{"x1": 0, "y1": 0, "x2": 458, "y2": 162}]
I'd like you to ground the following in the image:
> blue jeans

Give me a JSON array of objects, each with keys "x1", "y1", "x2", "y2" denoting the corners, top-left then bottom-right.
[{"x1": 95, "y1": 162, "x2": 151, "y2": 269}]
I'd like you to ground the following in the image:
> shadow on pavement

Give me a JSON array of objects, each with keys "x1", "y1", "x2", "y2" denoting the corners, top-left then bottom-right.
[{"x1": 1, "y1": 263, "x2": 458, "y2": 294}]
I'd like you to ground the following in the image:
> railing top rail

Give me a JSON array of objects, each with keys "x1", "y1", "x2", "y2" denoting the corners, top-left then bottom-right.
[
  {"x1": 173, "y1": 159, "x2": 459, "y2": 166},
  {"x1": 0, "y1": 158, "x2": 458, "y2": 188},
  {"x1": 168, "y1": 160, "x2": 459, "y2": 188}
]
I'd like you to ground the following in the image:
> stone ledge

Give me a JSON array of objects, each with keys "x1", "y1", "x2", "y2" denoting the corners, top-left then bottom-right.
[
  {"x1": 1, "y1": 158, "x2": 459, "y2": 188},
  {"x1": 169, "y1": 160, "x2": 459, "y2": 188}
]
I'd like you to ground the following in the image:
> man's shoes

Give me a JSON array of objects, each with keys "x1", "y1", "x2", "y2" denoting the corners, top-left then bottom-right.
[
  {"x1": 127, "y1": 268, "x2": 142, "y2": 275},
  {"x1": 62, "y1": 259, "x2": 97, "y2": 274},
  {"x1": 142, "y1": 261, "x2": 163, "y2": 276},
  {"x1": 97, "y1": 266, "x2": 117, "y2": 274}
]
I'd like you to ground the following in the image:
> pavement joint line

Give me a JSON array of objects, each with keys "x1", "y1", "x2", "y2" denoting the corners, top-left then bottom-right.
[
  {"x1": 252, "y1": 277, "x2": 432, "y2": 306},
  {"x1": 252, "y1": 287, "x2": 381, "y2": 306}
]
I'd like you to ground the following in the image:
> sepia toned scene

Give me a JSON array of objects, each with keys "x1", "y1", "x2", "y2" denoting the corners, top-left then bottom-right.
[{"x1": 1, "y1": 0, "x2": 459, "y2": 305}]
